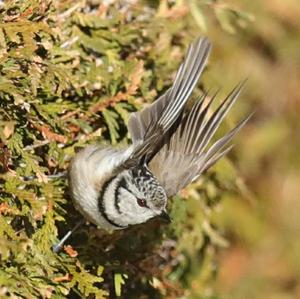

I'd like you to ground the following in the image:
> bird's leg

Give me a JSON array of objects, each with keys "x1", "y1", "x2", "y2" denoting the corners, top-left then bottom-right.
[{"x1": 52, "y1": 219, "x2": 85, "y2": 253}]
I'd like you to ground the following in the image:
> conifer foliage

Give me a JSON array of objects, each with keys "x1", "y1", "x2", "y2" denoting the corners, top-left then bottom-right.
[{"x1": 0, "y1": 1, "x2": 250, "y2": 297}]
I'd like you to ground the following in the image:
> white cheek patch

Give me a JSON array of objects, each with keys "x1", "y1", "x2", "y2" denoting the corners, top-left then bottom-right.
[
  {"x1": 118, "y1": 188, "x2": 155, "y2": 225},
  {"x1": 118, "y1": 188, "x2": 136, "y2": 211},
  {"x1": 118, "y1": 187, "x2": 143, "y2": 218}
]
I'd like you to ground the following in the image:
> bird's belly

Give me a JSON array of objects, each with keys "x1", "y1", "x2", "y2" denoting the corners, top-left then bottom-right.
[{"x1": 68, "y1": 144, "x2": 134, "y2": 230}]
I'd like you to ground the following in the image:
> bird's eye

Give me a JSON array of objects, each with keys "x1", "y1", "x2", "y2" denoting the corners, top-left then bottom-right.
[{"x1": 137, "y1": 198, "x2": 147, "y2": 207}]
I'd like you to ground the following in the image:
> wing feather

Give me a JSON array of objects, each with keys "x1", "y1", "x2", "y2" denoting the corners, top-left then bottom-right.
[
  {"x1": 149, "y1": 84, "x2": 250, "y2": 197},
  {"x1": 126, "y1": 37, "x2": 212, "y2": 164}
]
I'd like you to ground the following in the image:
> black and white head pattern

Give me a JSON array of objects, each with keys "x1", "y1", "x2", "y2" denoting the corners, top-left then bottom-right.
[
  {"x1": 98, "y1": 165, "x2": 167, "y2": 230},
  {"x1": 130, "y1": 166, "x2": 167, "y2": 211}
]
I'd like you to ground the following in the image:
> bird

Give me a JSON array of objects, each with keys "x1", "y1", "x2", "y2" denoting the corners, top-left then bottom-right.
[{"x1": 53, "y1": 37, "x2": 250, "y2": 251}]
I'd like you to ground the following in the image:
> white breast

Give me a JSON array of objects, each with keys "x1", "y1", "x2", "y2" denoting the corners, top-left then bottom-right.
[{"x1": 68, "y1": 144, "x2": 134, "y2": 230}]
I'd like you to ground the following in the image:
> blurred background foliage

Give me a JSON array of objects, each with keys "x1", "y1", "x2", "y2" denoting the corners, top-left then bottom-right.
[
  {"x1": 0, "y1": 0, "x2": 299, "y2": 298},
  {"x1": 208, "y1": 1, "x2": 300, "y2": 298}
]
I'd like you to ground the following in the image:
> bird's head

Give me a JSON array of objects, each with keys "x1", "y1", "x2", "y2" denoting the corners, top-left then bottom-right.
[{"x1": 100, "y1": 166, "x2": 170, "y2": 229}]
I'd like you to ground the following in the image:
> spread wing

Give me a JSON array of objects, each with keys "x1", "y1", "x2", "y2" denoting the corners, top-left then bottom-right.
[
  {"x1": 126, "y1": 37, "x2": 211, "y2": 166},
  {"x1": 149, "y1": 82, "x2": 251, "y2": 197}
]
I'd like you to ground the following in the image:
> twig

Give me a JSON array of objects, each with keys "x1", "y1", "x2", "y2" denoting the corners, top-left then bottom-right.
[
  {"x1": 57, "y1": 2, "x2": 84, "y2": 21},
  {"x1": 23, "y1": 140, "x2": 50, "y2": 151},
  {"x1": 89, "y1": 60, "x2": 144, "y2": 114}
]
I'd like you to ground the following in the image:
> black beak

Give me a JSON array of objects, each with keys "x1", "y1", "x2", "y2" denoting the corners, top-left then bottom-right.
[{"x1": 159, "y1": 210, "x2": 172, "y2": 224}]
